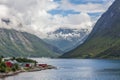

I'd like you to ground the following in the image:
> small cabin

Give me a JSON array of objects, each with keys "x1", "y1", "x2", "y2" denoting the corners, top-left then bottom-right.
[
  {"x1": 25, "y1": 64, "x2": 31, "y2": 67},
  {"x1": 21, "y1": 63, "x2": 35, "y2": 68},
  {"x1": 5, "y1": 61, "x2": 13, "y2": 68},
  {"x1": 38, "y1": 64, "x2": 47, "y2": 67}
]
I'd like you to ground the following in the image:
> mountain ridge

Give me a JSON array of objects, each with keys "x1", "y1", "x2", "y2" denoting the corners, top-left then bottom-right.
[
  {"x1": 0, "y1": 28, "x2": 61, "y2": 57},
  {"x1": 61, "y1": 0, "x2": 120, "y2": 59},
  {"x1": 44, "y1": 28, "x2": 90, "y2": 52}
]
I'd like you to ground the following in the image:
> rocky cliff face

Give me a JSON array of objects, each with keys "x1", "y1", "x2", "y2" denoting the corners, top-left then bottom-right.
[{"x1": 61, "y1": 0, "x2": 120, "y2": 59}]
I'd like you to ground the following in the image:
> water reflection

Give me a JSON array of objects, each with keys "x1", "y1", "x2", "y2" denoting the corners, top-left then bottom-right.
[{"x1": 1, "y1": 59, "x2": 120, "y2": 80}]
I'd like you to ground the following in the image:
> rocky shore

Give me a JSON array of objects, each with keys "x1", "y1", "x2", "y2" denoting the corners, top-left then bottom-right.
[
  {"x1": 0, "y1": 65, "x2": 56, "y2": 78},
  {"x1": 0, "y1": 70, "x2": 23, "y2": 78}
]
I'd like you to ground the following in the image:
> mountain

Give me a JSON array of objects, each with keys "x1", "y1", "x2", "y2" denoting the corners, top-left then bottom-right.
[
  {"x1": 0, "y1": 28, "x2": 62, "y2": 57},
  {"x1": 0, "y1": 17, "x2": 62, "y2": 57},
  {"x1": 44, "y1": 28, "x2": 90, "y2": 52},
  {"x1": 61, "y1": 0, "x2": 120, "y2": 59}
]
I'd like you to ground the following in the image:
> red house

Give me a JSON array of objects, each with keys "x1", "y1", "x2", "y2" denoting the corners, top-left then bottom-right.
[
  {"x1": 5, "y1": 62, "x2": 13, "y2": 68},
  {"x1": 38, "y1": 64, "x2": 47, "y2": 67},
  {"x1": 25, "y1": 64, "x2": 30, "y2": 67}
]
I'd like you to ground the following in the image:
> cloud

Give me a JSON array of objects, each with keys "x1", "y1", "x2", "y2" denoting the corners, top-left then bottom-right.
[
  {"x1": 59, "y1": 0, "x2": 114, "y2": 13},
  {"x1": 0, "y1": 5, "x2": 21, "y2": 29},
  {"x1": 0, "y1": 5, "x2": 9, "y2": 17},
  {"x1": 0, "y1": 0, "x2": 60, "y2": 37},
  {"x1": 28, "y1": 11, "x2": 92, "y2": 39},
  {"x1": 0, "y1": 0, "x2": 114, "y2": 39}
]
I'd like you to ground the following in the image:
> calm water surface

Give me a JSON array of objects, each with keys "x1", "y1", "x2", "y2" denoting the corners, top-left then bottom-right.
[{"x1": 1, "y1": 59, "x2": 120, "y2": 80}]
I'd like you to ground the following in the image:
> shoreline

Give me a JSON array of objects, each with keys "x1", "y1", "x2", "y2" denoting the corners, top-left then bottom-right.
[
  {"x1": 0, "y1": 65, "x2": 56, "y2": 78},
  {"x1": 0, "y1": 70, "x2": 24, "y2": 78}
]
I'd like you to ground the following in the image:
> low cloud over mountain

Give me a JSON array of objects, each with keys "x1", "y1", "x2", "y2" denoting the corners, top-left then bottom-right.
[{"x1": 0, "y1": 0, "x2": 114, "y2": 51}]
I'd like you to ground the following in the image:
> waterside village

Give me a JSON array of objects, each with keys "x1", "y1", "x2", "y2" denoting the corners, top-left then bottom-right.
[{"x1": 0, "y1": 56, "x2": 56, "y2": 78}]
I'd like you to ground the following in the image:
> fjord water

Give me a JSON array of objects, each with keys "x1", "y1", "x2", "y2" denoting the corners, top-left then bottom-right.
[{"x1": 1, "y1": 59, "x2": 120, "y2": 80}]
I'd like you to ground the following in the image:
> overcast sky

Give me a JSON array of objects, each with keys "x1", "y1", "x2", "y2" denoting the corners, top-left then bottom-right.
[{"x1": 0, "y1": 0, "x2": 115, "y2": 38}]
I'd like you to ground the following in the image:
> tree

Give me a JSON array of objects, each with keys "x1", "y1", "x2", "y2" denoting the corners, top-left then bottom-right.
[
  {"x1": 0, "y1": 62, "x2": 7, "y2": 73},
  {"x1": 0, "y1": 56, "x2": 4, "y2": 63}
]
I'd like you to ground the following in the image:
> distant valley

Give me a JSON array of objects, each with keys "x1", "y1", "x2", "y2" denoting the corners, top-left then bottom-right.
[{"x1": 44, "y1": 28, "x2": 90, "y2": 52}]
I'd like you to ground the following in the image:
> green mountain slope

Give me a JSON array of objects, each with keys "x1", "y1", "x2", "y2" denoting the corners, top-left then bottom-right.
[
  {"x1": 61, "y1": 0, "x2": 120, "y2": 59},
  {"x1": 0, "y1": 28, "x2": 60, "y2": 57}
]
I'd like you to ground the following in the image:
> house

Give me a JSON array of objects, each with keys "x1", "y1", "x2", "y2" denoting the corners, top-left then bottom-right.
[
  {"x1": 3, "y1": 57, "x2": 11, "y2": 62},
  {"x1": 5, "y1": 60, "x2": 19, "y2": 68},
  {"x1": 5, "y1": 61, "x2": 13, "y2": 67},
  {"x1": 21, "y1": 63, "x2": 35, "y2": 68},
  {"x1": 25, "y1": 64, "x2": 30, "y2": 67},
  {"x1": 38, "y1": 64, "x2": 48, "y2": 67}
]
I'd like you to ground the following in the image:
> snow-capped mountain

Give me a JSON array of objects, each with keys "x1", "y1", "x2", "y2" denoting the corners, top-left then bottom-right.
[{"x1": 44, "y1": 28, "x2": 90, "y2": 52}]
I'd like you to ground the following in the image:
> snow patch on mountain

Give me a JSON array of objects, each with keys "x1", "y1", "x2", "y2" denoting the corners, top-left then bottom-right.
[{"x1": 44, "y1": 27, "x2": 91, "y2": 52}]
